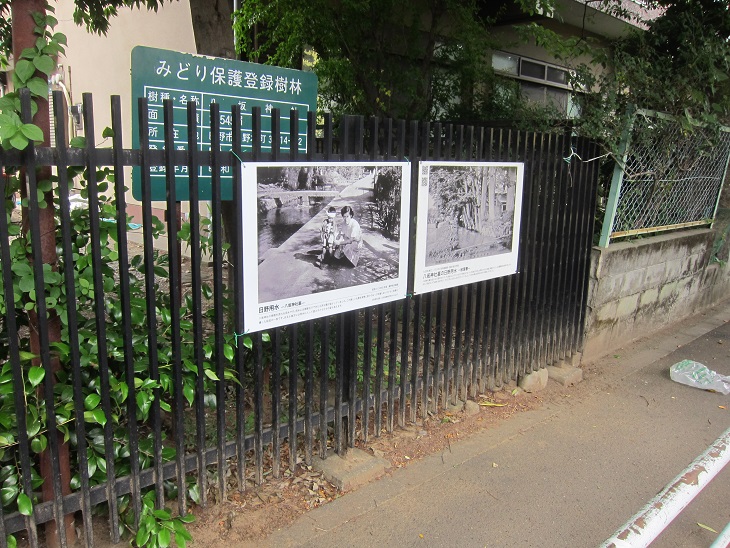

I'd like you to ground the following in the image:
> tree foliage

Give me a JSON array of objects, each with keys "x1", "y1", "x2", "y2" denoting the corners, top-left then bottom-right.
[
  {"x1": 527, "y1": 0, "x2": 730, "y2": 148},
  {"x1": 611, "y1": 0, "x2": 730, "y2": 122},
  {"x1": 233, "y1": 0, "x2": 561, "y2": 122},
  {"x1": 234, "y1": 0, "x2": 730, "y2": 150}
]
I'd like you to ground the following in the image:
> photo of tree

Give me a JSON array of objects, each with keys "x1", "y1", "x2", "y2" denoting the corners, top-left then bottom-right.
[
  {"x1": 425, "y1": 164, "x2": 518, "y2": 266},
  {"x1": 413, "y1": 161, "x2": 524, "y2": 295}
]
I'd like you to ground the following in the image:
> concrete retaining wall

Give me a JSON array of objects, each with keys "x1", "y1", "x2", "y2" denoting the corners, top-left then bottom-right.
[{"x1": 582, "y1": 220, "x2": 730, "y2": 361}]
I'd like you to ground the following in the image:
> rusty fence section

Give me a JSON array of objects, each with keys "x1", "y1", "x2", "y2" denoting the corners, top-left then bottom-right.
[{"x1": 0, "y1": 90, "x2": 600, "y2": 546}]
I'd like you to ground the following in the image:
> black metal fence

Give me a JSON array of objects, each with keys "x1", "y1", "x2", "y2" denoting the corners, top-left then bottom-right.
[{"x1": 0, "y1": 89, "x2": 599, "y2": 547}]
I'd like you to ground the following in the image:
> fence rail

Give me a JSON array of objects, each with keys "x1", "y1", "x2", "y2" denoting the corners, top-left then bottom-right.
[{"x1": 0, "y1": 89, "x2": 599, "y2": 547}]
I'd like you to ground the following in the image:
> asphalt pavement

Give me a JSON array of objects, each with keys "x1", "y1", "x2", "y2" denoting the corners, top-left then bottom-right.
[{"x1": 264, "y1": 299, "x2": 730, "y2": 548}]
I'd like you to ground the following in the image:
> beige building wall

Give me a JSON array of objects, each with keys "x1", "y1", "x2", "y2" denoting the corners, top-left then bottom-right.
[
  {"x1": 55, "y1": 0, "x2": 196, "y2": 147},
  {"x1": 54, "y1": 1, "x2": 198, "y2": 249}
]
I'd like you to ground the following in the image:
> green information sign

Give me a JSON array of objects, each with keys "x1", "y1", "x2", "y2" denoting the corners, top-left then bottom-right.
[{"x1": 131, "y1": 46, "x2": 318, "y2": 200}]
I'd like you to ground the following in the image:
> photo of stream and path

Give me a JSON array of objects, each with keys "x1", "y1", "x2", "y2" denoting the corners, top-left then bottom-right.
[{"x1": 255, "y1": 165, "x2": 404, "y2": 303}]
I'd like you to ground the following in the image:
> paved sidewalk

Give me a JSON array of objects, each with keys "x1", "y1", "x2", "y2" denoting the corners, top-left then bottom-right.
[{"x1": 264, "y1": 300, "x2": 730, "y2": 548}]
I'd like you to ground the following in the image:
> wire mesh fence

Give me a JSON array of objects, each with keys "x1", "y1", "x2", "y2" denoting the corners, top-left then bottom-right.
[{"x1": 601, "y1": 109, "x2": 730, "y2": 245}]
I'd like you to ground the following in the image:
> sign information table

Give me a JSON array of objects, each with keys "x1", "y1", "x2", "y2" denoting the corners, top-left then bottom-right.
[{"x1": 131, "y1": 46, "x2": 318, "y2": 200}]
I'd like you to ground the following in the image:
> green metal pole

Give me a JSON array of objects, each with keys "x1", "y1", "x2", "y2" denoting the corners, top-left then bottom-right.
[
  {"x1": 709, "y1": 129, "x2": 730, "y2": 229},
  {"x1": 598, "y1": 105, "x2": 636, "y2": 248}
]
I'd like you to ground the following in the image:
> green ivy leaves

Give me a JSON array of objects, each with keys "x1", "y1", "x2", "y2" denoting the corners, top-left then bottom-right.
[
  {"x1": 132, "y1": 491, "x2": 194, "y2": 548},
  {"x1": 0, "y1": 6, "x2": 65, "y2": 151},
  {"x1": 0, "y1": 109, "x2": 43, "y2": 151}
]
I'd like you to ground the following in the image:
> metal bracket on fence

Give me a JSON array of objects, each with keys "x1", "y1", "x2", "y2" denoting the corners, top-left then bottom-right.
[{"x1": 601, "y1": 426, "x2": 730, "y2": 548}]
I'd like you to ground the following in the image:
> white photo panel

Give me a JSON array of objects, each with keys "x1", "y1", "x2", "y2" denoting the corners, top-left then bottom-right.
[
  {"x1": 242, "y1": 161, "x2": 411, "y2": 332},
  {"x1": 413, "y1": 161, "x2": 524, "y2": 294}
]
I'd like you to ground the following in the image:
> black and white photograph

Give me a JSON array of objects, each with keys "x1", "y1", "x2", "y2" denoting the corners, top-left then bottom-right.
[
  {"x1": 413, "y1": 161, "x2": 524, "y2": 294},
  {"x1": 242, "y1": 162, "x2": 410, "y2": 331}
]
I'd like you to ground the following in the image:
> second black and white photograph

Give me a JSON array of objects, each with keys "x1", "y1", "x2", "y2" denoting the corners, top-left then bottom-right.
[
  {"x1": 413, "y1": 161, "x2": 524, "y2": 294},
  {"x1": 425, "y1": 163, "x2": 518, "y2": 265}
]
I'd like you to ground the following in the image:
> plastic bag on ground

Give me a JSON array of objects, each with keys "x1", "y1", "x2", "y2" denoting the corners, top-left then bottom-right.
[{"x1": 669, "y1": 360, "x2": 730, "y2": 395}]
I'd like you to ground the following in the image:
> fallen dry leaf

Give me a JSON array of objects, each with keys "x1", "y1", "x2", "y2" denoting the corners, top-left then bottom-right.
[{"x1": 697, "y1": 523, "x2": 718, "y2": 534}]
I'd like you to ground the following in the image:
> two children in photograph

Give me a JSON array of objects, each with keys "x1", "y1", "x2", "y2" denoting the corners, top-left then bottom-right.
[{"x1": 315, "y1": 205, "x2": 363, "y2": 268}]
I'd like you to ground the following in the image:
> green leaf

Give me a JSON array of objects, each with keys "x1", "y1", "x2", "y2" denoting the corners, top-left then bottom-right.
[
  {"x1": 0, "y1": 113, "x2": 19, "y2": 138},
  {"x1": 223, "y1": 344, "x2": 234, "y2": 362},
  {"x1": 70, "y1": 136, "x2": 86, "y2": 148},
  {"x1": 7, "y1": 534, "x2": 17, "y2": 548},
  {"x1": 152, "y1": 509, "x2": 171, "y2": 520},
  {"x1": 0, "y1": 122, "x2": 17, "y2": 141},
  {"x1": 84, "y1": 393, "x2": 101, "y2": 411},
  {"x1": 0, "y1": 485, "x2": 18, "y2": 506},
  {"x1": 19, "y1": 48, "x2": 37, "y2": 60},
  {"x1": 158, "y1": 527, "x2": 171, "y2": 548},
  {"x1": 27, "y1": 366, "x2": 45, "y2": 388},
  {"x1": 172, "y1": 520, "x2": 192, "y2": 538},
  {"x1": 118, "y1": 382, "x2": 129, "y2": 403},
  {"x1": 42, "y1": 42, "x2": 63, "y2": 56},
  {"x1": 86, "y1": 455, "x2": 97, "y2": 478},
  {"x1": 26, "y1": 77, "x2": 49, "y2": 97},
  {"x1": 135, "y1": 524, "x2": 151, "y2": 547},
  {"x1": 160, "y1": 308, "x2": 171, "y2": 325},
  {"x1": 20, "y1": 123, "x2": 44, "y2": 142},
  {"x1": 203, "y1": 344, "x2": 213, "y2": 359},
  {"x1": 203, "y1": 369, "x2": 219, "y2": 381},
  {"x1": 102, "y1": 127, "x2": 115, "y2": 138},
  {"x1": 17, "y1": 493, "x2": 32, "y2": 516},
  {"x1": 177, "y1": 514, "x2": 195, "y2": 524},
  {"x1": 14, "y1": 60, "x2": 35, "y2": 83},
  {"x1": 187, "y1": 483, "x2": 201, "y2": 504},
  {"x1": 85, "y1": 408, "x2": 107, "y2": 426},
  {"x1": 8, "y1": 132, "x2": 29, "y2": 150},
  {"x1": 30, "y1": 435, "x2": 47, "y2": 453},
  {"x1": 32, "y1": 55, "x2": 55, "y2": 75},
  {"x1": 18, "y1": 351, "x2": 37, "y2": 361},
  {"x1": 182, "y1": 384, "x2": 194, "y2": 406},
  {"x1": 10, "y1": 262, "x2": 32, "y2": 277}
]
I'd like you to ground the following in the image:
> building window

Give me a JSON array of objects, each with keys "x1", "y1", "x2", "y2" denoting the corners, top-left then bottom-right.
[{"x1": 492, "y1": 51, "x2": 579, "y2": 117}]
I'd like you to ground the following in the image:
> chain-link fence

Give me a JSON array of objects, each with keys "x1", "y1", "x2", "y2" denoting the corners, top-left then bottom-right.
[{"x1": 599, "y1": 109, "x2": 730, "y2": 246}]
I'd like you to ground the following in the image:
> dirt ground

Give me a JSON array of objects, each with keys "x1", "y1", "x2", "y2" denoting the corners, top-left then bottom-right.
[{"x1": 184, "y1": 370, "x2": 588, "y2": 547}]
